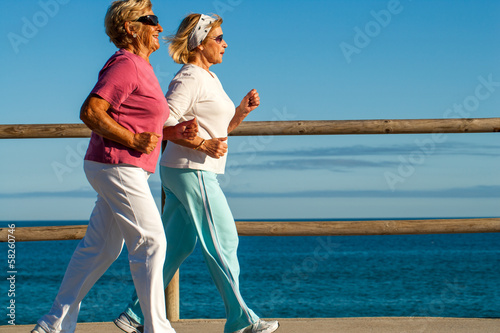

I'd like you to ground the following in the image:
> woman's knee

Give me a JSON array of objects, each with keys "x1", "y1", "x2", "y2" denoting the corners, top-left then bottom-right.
[
  {"x1": 168, "y1": 236, "x2": 196, "y2": 259},
  {"x1": 146, "y1": 232, "x2": 167, "y2": 255},
  {"x1": 127, "y1": 230, "x2": 166, "y2": 261}
]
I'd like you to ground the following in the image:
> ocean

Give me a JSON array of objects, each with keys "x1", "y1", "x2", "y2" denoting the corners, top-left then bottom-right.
[{"x1": 1, "y1": 220, "x2": 499, "y2": 326}]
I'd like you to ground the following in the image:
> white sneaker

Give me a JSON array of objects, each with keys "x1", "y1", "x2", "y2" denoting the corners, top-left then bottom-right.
[
  {"x1": 31, "y1": 324, "x2": 48, "y2": 333},
  {"x1": 114, "y1": 312, "x2": 144, "y2": 333},
  {"x1": 233, "y1": 319, "x2": 280, "y2": 333}
]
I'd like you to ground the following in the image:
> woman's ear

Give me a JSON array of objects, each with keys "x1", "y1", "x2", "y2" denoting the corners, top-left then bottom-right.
[{"x1": 124, "y1": 21, "x2": 136, "y2": 37}]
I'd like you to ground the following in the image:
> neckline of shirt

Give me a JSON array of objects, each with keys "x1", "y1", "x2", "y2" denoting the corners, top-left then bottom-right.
[
  {"x1": 119, "y1": 48, "x2": 153, "y2": 67},
  {"x1": 186, "y1": 63, "x2": 216, "y2": 79}
]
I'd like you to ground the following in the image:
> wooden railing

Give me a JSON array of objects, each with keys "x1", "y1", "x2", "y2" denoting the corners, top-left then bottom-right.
[
  {"x1": 1, "y1": 118, "x2": 500, "y2": 138},
  {"x1": 1, "y1": 118, "x2": 499, "y2": 321},
  {"x1": 3, "y1": 219, "x2": 500, "y2": 242}
]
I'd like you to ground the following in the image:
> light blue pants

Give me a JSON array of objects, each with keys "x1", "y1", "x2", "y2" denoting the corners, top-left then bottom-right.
[{"x1": 125, "y1": 166, "x2": 259, "y2": 333}]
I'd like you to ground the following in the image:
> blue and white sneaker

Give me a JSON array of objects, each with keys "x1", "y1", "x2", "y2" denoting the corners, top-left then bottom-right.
[
  {"x1": 233, "y1": 319, "x2": 280, "y2": 333},
  {"x1": 31, "y1": 324, "x2": 48, "y2": 333},
  {"x1": 114, "y1": 312, "x2": 144, "y2": 333}
]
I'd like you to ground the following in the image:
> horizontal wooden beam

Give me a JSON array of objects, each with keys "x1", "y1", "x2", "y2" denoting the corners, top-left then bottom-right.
[
  {"x1": 0, "y1": 124, "x2": 91, "y2": 139},
  {"x1": 235, "y1": 218, "x2": 500, "y2": 236},
  {"x1": 2, "y1": 218, "x2": 499, "y2": 242},
  {"x1": 1, "y1": 118, "x2": 499, "y2": 139},
  {"x1": 232, "y1": 118, "x2": 500, "y2": 136},
  {"x1": 0, "y1": 225, "x2": 88, "y2": 242}
]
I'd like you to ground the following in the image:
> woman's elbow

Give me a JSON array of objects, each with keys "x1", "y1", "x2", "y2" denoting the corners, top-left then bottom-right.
[
  {"x1": 80, "y1": 96, "x2": 91, "y2": 121},
  {"x1": 79, "y1": 107, "x2": 88, "y2": 123},
  {"x1": 80, "y1": 95, "x2": 110, "y2": 131},
  {"x1": 80, "y1": 106, "x2": 93, "y2": 128},
  {"x1": 80, "y1": 95, "x2": 103, "y2": 129}
]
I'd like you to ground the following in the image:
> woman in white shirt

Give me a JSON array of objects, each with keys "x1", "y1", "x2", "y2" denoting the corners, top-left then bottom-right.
[{"x1": 115, "y1": 13, "x2": 280, "y2": 333}]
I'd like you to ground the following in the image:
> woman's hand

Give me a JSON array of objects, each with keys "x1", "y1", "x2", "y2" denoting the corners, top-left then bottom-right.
[
  {"x1": 164, "y1": 118, "x2": 198, "y2": 141},
  {"x1": 228, "y1": 89, "x2": 260, "y2": 133},
  {"x1": 168, "y1": 135, "x2": 227, "y2": 159},
  {"x1": 132, "y1": 132, "x2": 161, "y2": 154},
  {"x1": 237, "y1": 89, "x2": 260, "y2": 115},
  {"x1": 199, "y1": 137, "x2": 228, "y2": 159}
]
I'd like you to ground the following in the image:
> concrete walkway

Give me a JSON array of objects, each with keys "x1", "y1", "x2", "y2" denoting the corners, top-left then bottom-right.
[{"x1": 4, "y1": 317, "x2": 500, "y2": 333}]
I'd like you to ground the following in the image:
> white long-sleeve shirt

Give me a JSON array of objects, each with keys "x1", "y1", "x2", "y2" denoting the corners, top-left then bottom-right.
[{"x1": 160, "y1": 64, "x2": 235, "y2": 174}]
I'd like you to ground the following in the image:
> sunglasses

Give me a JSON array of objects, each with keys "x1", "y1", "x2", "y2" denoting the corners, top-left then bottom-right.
[
  {"x1": 209, "y1": 34, "x2": 224, "y2": 44},
  {"x1": 135, "y1": 15, "x2": 159, "y2": 26}
]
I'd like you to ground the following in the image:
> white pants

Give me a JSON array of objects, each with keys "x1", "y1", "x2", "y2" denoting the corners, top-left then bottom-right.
[{"x1": 37, "y1": 161, "x2": 175, "y2": 333}]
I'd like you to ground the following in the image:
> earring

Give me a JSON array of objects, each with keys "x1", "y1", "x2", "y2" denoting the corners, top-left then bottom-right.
[{"x1": 133, "y1": 33, "x2": 137, "y2": 38}]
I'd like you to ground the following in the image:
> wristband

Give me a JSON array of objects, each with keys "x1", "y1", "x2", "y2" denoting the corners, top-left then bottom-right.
[{"x1": 194, "y1": 139, "x2": 205, "y2": 150}]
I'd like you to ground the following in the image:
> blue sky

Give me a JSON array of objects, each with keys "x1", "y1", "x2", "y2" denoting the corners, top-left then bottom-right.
[{"x1": 1, "y1": 0, "x2": 499, "y2": 222}]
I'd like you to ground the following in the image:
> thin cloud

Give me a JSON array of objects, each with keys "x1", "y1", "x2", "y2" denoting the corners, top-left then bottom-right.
[
  {"x1": 1, "y1": 185, "x2": 498, "y2": 200},
  {"x1": 0, "y1": 183, "x2": 164, "y2": 200},
  {"x1": 225, "y1": 185, "x2": 500, "y2": 199},
  {"x1": 228, "y1": 158, "x2": 399, "y2": 172},
  {"x1": 227, "y1": 140, "x2": 499, "y2": 172},
  {"x1": 0, "y1": 189, "x2": 96, "y2": 199},
  {"x1": 231, "y1": 141, "x2": 499, "y2": 158}
]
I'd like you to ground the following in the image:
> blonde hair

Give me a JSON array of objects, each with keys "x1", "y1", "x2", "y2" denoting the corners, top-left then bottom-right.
[
  {"x1": 105, "y1": 0, "x2": 153, "y2": 48},
  {"x1": 165, "y1": 13, "x2": 223, "y2": 64}
]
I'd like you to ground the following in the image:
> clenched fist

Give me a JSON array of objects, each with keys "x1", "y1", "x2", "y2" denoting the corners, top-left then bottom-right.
[{"x1": 133, "y1": 132, "x2": 161, "y2": 154}]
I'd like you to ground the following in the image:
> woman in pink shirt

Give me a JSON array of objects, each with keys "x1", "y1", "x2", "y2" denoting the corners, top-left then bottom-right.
[{"x1": 31, "y1": 1, "x2": 196, "y2": 333}]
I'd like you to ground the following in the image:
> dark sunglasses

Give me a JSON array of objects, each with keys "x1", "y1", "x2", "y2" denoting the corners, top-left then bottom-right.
[
  {"x1": 209, "y1": 34, "x2": 223, "y2": 44},
  {"x1": 135, "y1": 15, "x2": 159, "y2": 26}
]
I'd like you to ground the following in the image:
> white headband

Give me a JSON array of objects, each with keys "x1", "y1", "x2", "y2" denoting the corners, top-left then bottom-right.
[{"x1": 188, "y1": 14, "x2": 214, "y2": 51}]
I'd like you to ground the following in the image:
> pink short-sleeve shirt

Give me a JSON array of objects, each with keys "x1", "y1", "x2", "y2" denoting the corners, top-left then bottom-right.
[{"x1": 84, "y1": 49, "x2": 169, "y2": 173}]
